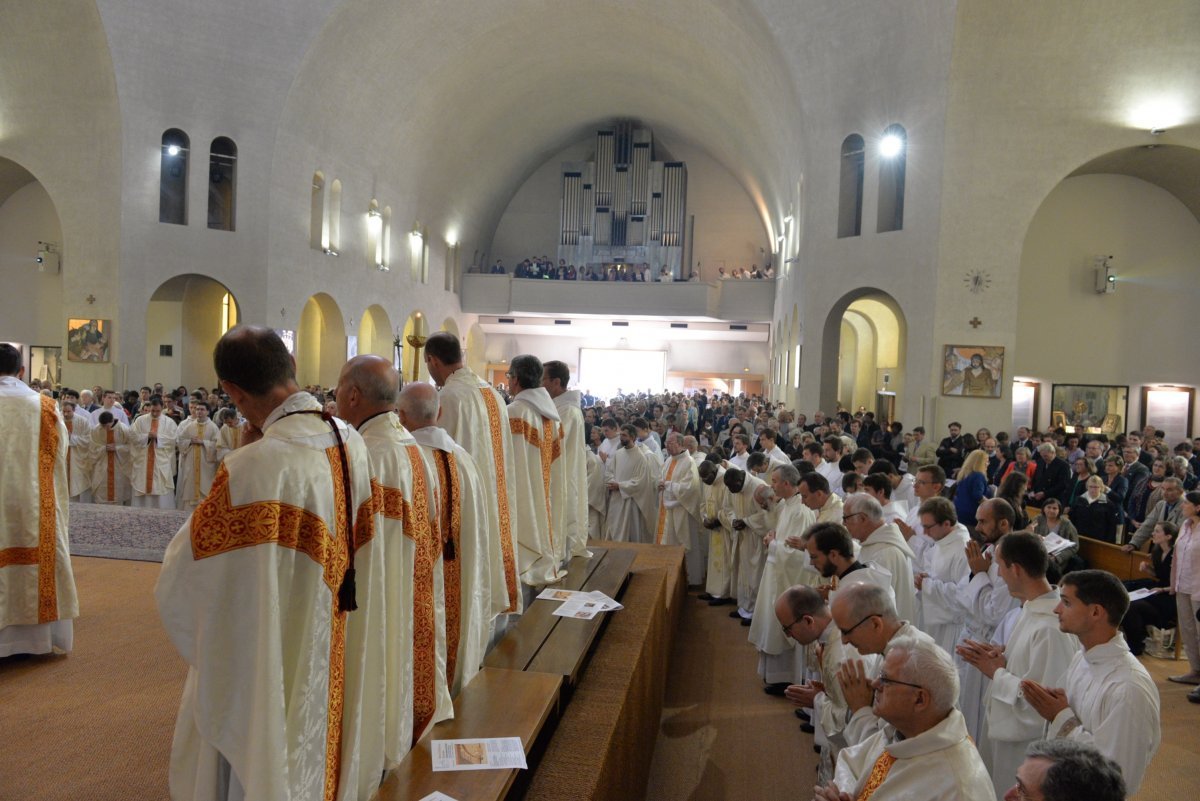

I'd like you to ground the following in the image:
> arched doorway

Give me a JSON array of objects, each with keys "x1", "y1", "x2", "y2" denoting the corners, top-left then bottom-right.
[
  {"x1": 441, "y1": 317, "x2": 460, "y2": 337},
  {"x1": 356, "y1": 304, "x2": 393, "y2": 361},
  {"x1": 146, "y1": 274, "x2": 239, "y2": 389},
  {"x1": 819, "y1": 290, "x2": 905, "y2": 420},
  {"x1": 400, "y1": 311, "x2": 429, "y2": 383},
  {"x1": 464, "y1": 322, "x2": 486, "y2": 377},
  {"x1": 296, "y1": 292, "x2": 346, "y2": 388}
]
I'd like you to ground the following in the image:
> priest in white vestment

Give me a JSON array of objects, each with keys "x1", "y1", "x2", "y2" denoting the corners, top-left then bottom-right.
[
  {"x1": 0, "y1": 345, "x2": 78, "y2": 657},
  {"x1": 175, "y1": 401, "x2": 220, "y2": 510},
  {"x1": 723, "y1": 468, "x2": 771, "y2": 621},
  {"x1": 1023, "y1": 570, "x2": 1160, "y2": 797},
  {"x1": 843, "y1": 494, "x2": 917, "y2": 623},
  {"x1": 426, "y1": 332, "x2": 521, "y2": 616},
  {"x1": 336, "y1": 356, "x2": 452, "y2": 773},
  {"x1": 750, "y1": 464, "x2": 817, "y2": 685},
  {"x1": 586, "y1": 449, "x2": 607, "y2": 540},
  {"x1": 819, "y1": 636, "x2": 995, "y2": 801},
  {"x1": 399, "y1": 381, "x2": 493, "y2": 696},
  {"x1": 893, "y1": 465, "x2": 947, "y2": 597},
  {"x1": 605, "y1": 423, "x2": 658, "y2": 543},
  {"x1": 215, "y1": 408, "x2": 247, "y2": 462},
  {"x1": 912, "y1": 497, "x2": 970, "y2": 655},
  {"x1": 129, "y1": 396, "x2": 178, "y2": 509},
  {"x1": 87, "y1": 389, "x2": 129, "y2": 426},
  {"x1": 758, "y1": 429, "x2": 791, "y2": 466},
  {"x1": 655, "y1": 432, "x2": 704, "y2": 582},
  {"x1": 543, "y1": 361, "x2": 591, "y2": 561},
  {"x1": 505, "y1": 354, "x2": 565, "y2": 593},
  {"x1": 87, "y1": 412, "x2": 131, "y2": 504},
  {"x1": 157, "y1": 327, "x2": 384, "y2": 801},
  {"x1": 697, "y1": 461, "x2": 737, "y2": 605},
  {"x1": 61, "y1": 400, "x2": 93, "y2": 501},
  {"x1": 957, "y1": 532, "x2": 1078, "y2": 798}
]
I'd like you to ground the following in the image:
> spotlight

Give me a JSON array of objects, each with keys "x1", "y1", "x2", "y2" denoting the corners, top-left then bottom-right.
[
  {"x1": 879, "y1": 135, "x2": 903, "y2": 158},
  {"x1": 167, "y1": 144, "x2": 181, "y2": 157}
]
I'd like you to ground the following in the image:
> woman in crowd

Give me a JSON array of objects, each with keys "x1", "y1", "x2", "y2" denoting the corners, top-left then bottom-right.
[
  {"x1": 1000, "y1": 446, "x2": 1038, "y2": 483},
  {"x1": 1068, "y1": 474, "x2": 1120, "y2": 542},
  {"x1": 1169, "y1": 454, "x2": 1198, "y2": 491},
  {"x1": 1063, "y1": 454, "x2": 1097, "y2": 507},
  {"x1": 1100, "y1": 455, "x2": 1129, "y2": 528},
  {"x1": 1170, "y1": 492, "x2": 1200, "y2": 686},
  {"x1": 1030, "y1": 497, "x2": 1080, "y2": 576},
  {"x1": 954, "y1": 448, "x2": 990, "y2": 533},
  {"x1": 1121, "y1": 521, "x2": 1177, "y2": 656},
  {"x1": 997, "y1": 471, "x2": 1031, "y2": 531}
]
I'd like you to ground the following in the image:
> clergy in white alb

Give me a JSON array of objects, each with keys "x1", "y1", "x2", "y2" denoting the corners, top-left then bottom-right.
[
  {"x1": 543, "y1": 362, "x2": 591, "y2": 561},
  {"x1": 749, "y1": 464, "x2": 817, "y2": 684},
  {"x1": 129, "y1": 396, "x2": 178, "y2": 509},
  {"x1": 758, "y1": 430, "x2": 791, "y2": 467},
  {"x1": 893, "y1": 465, "x2": 948, "y2": 603},
  {"x1": 723, "y1": 468, "x2": 770, "y2": 619},
  {"x1": 957, "y1": 532, "x2": 1078, "y2": 799},
  {"x1": 61, "y1": 400, "x2": 93, "y2": 501},
  {"x1": 912, "y1": 497, "x2": 970, "y2": 656},
  {"x1": 156, "y1": 327, "x2": 383, "y2": 801},
  {"x1": 726, "y1": 434, "x2": 751, "y2": 472},
  {"x1": 635, "y1": 418, "x2": 661, "y2": 459},
  {"x1": 87, "y1": 412, "x2": 131, "y2": 504},
  {"x1": 0, "y1": 346, "x2": 78, "y2": 658},
  {"x1": 697, "y1": 460, "x2": 737, "y2": 604},
  {"x1": 505, "y1": 354, "x2": 565, "y2": 591},
  {"x1": 820, "y1": 636, "x2": 995, "y2": 801},
  {"x1": 586, "y1": 449, "x2": 607, "y2": 540},
  {"x1": 425, "y1": 332, "x2": 521, "y2": 616},
  {"x1": 655, "y1": 432, "x2": 705, "y2": 582},
  {"x1": 175, "y1": 402, "x2": 220, "y2": 511},
  {"x1": 87, "y1": 389, "x2": 130, "y2": 426},
  {"x1": 604, "y1": 424, "x2": 659, "y2": 543},
  {"x1": 335, "y1": 356, "x2": 452, "y2": 774},
  {"x1": 215, "y1": 408, "x2": 247, "y2": 462},
  {"x1": 843, "y1": 494, "x2": 918, "y2": 624},
  {"x1": 1024, "y1": 570, "x2": 1160, "y2": 797},
  {"x1": 956, "y1": 498, "x2": 1022, "y2": 744},
  {"x1": 400, "y1": 381, "x2": 493, "y2": 696}
]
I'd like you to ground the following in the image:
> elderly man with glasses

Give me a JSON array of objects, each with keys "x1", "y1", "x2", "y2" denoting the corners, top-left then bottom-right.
[{"x1": 815, "y1": 635, "x2": 995, "y2": 801}]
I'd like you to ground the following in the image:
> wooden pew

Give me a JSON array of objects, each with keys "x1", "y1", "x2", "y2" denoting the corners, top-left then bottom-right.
[
  {"x1": 374, "y1": 667, "x2": 562, "y2": 801},
  {"x1": 1077, "y1": 535, "x2": 1151, "y2": 581}
]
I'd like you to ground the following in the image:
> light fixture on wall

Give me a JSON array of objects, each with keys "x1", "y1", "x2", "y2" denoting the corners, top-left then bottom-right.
[
  {"x1": 368, "y1": 208, "x2": 387, "y2": 270},
  {"x1": 36, "y1": 241, "x2": 60, "y2": 274},
  {"x1": 879, "y1": 134, "x2": 903, "y2": 158},
  {"x1": 1093, "y1": 255, "x2": 1116, "y2": 294}
]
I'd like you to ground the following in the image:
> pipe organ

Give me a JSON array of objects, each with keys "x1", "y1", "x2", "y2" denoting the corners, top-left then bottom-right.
[{"x1": 559, "y1": 124, "x2": 688, "y2": 277}]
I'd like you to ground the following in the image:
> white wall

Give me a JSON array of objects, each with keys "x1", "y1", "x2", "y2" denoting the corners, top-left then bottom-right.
[
  {"x1": 1016, "y1": 173, "x2": 1200, "y2": 435},
  {"x1": 0, "y1": 181, "x2": 64, "y2": 349}
]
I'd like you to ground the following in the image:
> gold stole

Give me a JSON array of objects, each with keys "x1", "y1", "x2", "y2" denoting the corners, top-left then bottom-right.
[
  {"x1": 855, "y1": 751, "x2": 897, "y2": 801},
  {"x1": 655, "y1": 456, "x2": 679, "y2": 544},
  {"x1": 434, "y1": 449, "x2": 462, "y2": 687},
  {"x1": 106, "y1": 428, "x2": 116, "y2": 501},
  {"x1": 66, "y1": 419, "x2": 74, "y2": 494},
  {"x1": 191, "y1": 422, "x2": 203, "y2": 502},
  {"x1": 479, "y1": 388, "x2": 519, "y2": 613},
  {"x1": 145, "y1": 417, "x2": 159, "y2": 493},
  {"x1": 403, "y1": 444, "x2": 439, "y2": 745}
]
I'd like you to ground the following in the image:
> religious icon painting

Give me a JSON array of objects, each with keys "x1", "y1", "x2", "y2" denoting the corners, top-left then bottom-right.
[
  {"x1": 941, "y1": 344, "x2": 1004, "y2": 398},
  {"x1": 66, "y1": 318, "x2": 112, "y2": 363}
]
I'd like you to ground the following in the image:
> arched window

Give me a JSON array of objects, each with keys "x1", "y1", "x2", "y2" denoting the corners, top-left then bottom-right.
[
  {"x1": 327, "y1": 179, "x2": 342, "y2": 255},
  {"x1": 160, "y1": 129, "x2": 189, "y2": 225},
  {"x1": 367, "y1": 199, "x2": 382, "y2": 269},
  {"x1": 207, "y1": 137, "x2": 237, "y2": 231},
  {"x1": 837, "y1": 134, "x2": 864, "y2": 238},
  {"x1": 310, "y1": 171, "x2": 326, "y2": 250},
  {"x1": 876, "y1": 124, "x2": 907, "y2": 233},
  {"x1": 381, "y1": 206, "x2": 392, "y2": 270}
]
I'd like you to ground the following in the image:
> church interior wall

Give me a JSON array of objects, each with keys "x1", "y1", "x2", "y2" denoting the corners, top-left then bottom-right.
[
  {"x1": 1016, "y1": 173, "x2": 1200, "y2": 437},
  {"x1": 144, "y1": 300, "x2": 182, "y2": 390},
  {"x1": 0, "y1": 182, "x2": 64, "y2": 352}
]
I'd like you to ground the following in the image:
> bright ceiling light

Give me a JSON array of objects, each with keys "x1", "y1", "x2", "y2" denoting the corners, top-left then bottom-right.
[
  {"x1": 167, "y1": 144, "x2": 181, "y2": 156},
  {"x1": 1128, "y1": 96, "x2": 1186, "y2": 132},
  {"x1": 879, "y1": 135, "x2": 903, "y2": 158}
]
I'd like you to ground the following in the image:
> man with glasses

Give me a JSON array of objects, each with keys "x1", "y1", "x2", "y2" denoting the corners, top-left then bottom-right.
[
  {"x1": 816, "y1": 636, "x2": 994, "y2": 801},
  {"x1": 842, "y1": 494, "x2": 917, "y2": 624},
  {"x1": 830, "y1": 583, "x2": 932, "y2": 747},
  {"x1": 896, "y1": 465, "x2": 945, "y2": 568}
]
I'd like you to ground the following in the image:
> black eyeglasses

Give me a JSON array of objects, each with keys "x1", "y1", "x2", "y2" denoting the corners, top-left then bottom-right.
[
  {"x1": 838, "y1": 613, "x2": 879, "y2": 636},
  {"x1": 875, "y1": 672, "x2": 925, "y2": 692},
  {"x1": 842, "y1": 512, "x2": 864, "y2": 523}
]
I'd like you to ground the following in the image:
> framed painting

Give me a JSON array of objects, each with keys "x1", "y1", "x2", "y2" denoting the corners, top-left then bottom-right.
[
  {"x1": 942, "y1": 345, "x2": 1004, "y2": 397},
  {"x1": 1050, "y1": 384, "x2": 1128, "y2": 435},
  {"x1": 66, "y1": 319, "x2": 111, "y2": 363}
]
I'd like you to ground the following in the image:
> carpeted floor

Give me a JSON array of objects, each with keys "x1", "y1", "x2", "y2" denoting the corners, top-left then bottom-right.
[{"x1": 67, "y1": 502, "x2": 189, "y2": 562}]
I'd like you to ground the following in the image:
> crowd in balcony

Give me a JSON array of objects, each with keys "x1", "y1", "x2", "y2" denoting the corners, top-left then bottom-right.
[{"x1": 475, "y1": 256, "x2": 773, "y2": 282}]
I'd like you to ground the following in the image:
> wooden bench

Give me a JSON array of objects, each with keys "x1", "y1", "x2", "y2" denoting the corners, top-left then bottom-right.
[
  {"x1": 485, "y1": 546, "x2": 637, "y2": 691},
  {"x1": 374, "y1": 667, "x2": 562, "y2": 801},
  {"x1": 1078, "y1": 535, "x2": 1151, "y2": 581}
]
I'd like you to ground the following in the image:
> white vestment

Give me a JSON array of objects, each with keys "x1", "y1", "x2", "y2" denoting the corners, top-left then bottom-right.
[
  {"x1": 0, "y1": 377, "x2": 78, "y2": 657},
  {"x1": 763, "y1": 445, "x2": 790, "y2": 466},
  {"x1": 956, "y1": 543, "x2": 1020, "y2": 743},
  {"x1": 833, "y1": 710, "x2": 995, "y2": 801},
  {"x1": 604, "y1": 444, "x2": 658, "y2": 543},
  {"x1": 507, "y1": 387, "x2": 565, "y2": 587},
  {"x1": 552, "y1": 390, "x2": 591, "y2": 560},
  {"x1": 586, "y1": 449, "x2": 606, "y2": 539},
  {"x1": 893, "y1": 473, "x2": 917, "y2": 508},
  {"x1": 857, "y1": 523, "x2": 917, "y2": 623},
  {"x1": 411, "y1": 424, "x2": 493, "y2": 695},
  {"x1": 129, "y1": 412, "x2": 178, "y2": 506},
  {"x1": 358, "y1": 412, "x2": 452, "y2": 773},
  {"x1": 175, "y1": 418, "x2": 220, "y2": 510},
  {"x1": 812, "y1": 623, "x2": 850, "y2": 759},
  {"x1": 438, "y1": 367, "x2": 521, "y2": 614},
  {"x1": 983, "y1": 590, "x2": 1079, "y2": 798},
  {"x1": 655, "y1": 450, "x2": 704, "y2": 582},
  {"x1": 1047, "y1": 634, "x2": 1161, "y2": 796},
  {"x1": 88, "y1": 402, "x2": 129, "y2": 426},
  {"x1": 842, "y1": 623, "x2": 932, "y2": 746},
  {"x1": 724, "y1": 473, "x2": 769, "y2": 616},
  {"x1": 748, "y1": 494, "x2": 817, "y2": 682},
  {"x1": 156, "y1": 392, "x2": 383, "y2": 801},
  {"x1": 702, "y1": 467, "x2": 736, "y2": 598},
  {"x1": 916, "y1": 523, "x2": 970, "y2": 656},
  {"x1": 726, "y1": 450, "x2": 749, "y2": 472},
  {"x1": 216, "y1": 420, "x2": 247, "y2": 462},
  {"x1": 64, "y1": 414, "x2": 93, "y2": 499},
  {"x1": 87, "y1": 422, "x2": 132, "y2": 504},
  {"x1": 817, "y1": 460, "x2": 844, "y2": 496},
  {"x1": 903, "y1": 504, "x2": 935, "y2": 576}
]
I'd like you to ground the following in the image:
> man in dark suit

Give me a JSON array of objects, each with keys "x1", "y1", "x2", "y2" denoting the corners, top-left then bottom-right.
[
  {"x1": 1125, "y1": 432, "x2": 1156, "y2": 468},
  {"x1": 936, "y1": 422, "x2": 966, "y2": 476},
  {"x1": 1026, "y1": 442, "x2": 1070, "y2": 507},
  {"x1": 1011, "y1": 426, "x2": 1034, "y2": 455}
]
